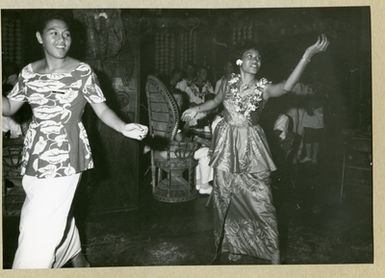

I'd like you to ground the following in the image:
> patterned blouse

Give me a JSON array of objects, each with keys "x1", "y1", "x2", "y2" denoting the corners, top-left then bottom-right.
[
  {"x1": 175, "y1": 79, "x2": 214, "y2": 105},
  {"x1": 7, "y1": 62, "x2": 106, "y2": 178}
]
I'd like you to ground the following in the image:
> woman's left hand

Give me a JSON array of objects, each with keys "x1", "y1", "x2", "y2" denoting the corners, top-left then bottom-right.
[
  {"x1": 121, "y1": 123, "x2": 148, "y2": 140},
  {"x1": 303, "y1": 34, "x2": 329, "y2": 60}
]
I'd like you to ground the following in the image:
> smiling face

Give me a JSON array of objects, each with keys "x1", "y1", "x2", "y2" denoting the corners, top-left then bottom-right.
[
  {"x1": 36, "y1": 19, "x2": 72, "y2": 60},
  {"x1": 240, "y1": 48, "x2": 261, "y2": 75}
]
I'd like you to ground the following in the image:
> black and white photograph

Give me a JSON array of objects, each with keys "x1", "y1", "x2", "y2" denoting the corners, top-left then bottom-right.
[{"x1": 1, "y1": 1, "x2": 380, "y2": 276}]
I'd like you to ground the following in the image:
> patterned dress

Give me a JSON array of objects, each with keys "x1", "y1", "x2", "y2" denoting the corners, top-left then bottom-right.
[
  {"x1": 209, "y1": 75, "x2": 280, "y2": 262},
  {"x1": 7, "y1": 62, "x2": 106, "y2": 178}
]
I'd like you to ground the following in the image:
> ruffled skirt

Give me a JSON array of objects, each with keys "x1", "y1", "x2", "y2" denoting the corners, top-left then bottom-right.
[
  {"x1": 213, "y1": 169, "x2": 280, "y2": 262},
  {"x1": 209, "y1": 119, "x2": 279, "y2": 262},
  {"x1": 209, "y1": 119, "x2": 276, "y2": 173}
]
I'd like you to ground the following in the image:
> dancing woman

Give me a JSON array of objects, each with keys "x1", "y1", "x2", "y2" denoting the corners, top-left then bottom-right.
[
  {"x1": 182, "y1": 35, "x2": 329, "y2": 264},
  {"x1": 2, "y1": 13, "x2": 148, "y2": 268}
]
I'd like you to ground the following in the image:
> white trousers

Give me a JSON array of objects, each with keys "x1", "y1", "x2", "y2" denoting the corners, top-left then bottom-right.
[
  {"x1": 12, "y1": 174, "x2": 82, "y2": 269},
  {"x1": 194, "y1": 147, "x2": 213, "y2": 188},
  {"x1": 193, "y1": 116, "x2": 223, "y2": 189}
]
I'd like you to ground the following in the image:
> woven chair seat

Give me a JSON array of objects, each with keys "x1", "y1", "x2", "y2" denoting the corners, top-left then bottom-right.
[
  {"x1": 3, "y1": 137, "x2": 24, "y2": 181},
  {"x1": 154, "y1": 140, "x2": 198, "y2": 158}
]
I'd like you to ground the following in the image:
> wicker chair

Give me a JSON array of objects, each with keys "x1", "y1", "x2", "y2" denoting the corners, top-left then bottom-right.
[
  {"x1": 145, "y1": 75, "x2": 198, "y2": 203},
  {"x1": 3, "y1": 136, "x2": 25, "y2": 216}
]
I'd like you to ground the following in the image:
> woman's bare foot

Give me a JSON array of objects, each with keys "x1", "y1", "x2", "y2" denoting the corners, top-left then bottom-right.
[
  {"x1": 228, "y1": 253, "x2": 241, "y2": 262},
  {"x1": 71, "y1": 252, "x2": 90, "y2": 267},
  {"x1": 271, "y1": 253, "x2": 280, "y2": 264}
]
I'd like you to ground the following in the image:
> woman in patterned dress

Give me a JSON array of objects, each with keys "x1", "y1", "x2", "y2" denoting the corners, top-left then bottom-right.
[
  {"x1": 182, "y1": 35, "x2": 329, "y2": 264},
  {"x1": 2, "y1": 13, "x2": 148, "y2": 269}
]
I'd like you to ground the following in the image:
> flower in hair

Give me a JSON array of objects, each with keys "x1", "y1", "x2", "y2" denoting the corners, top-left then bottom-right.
[{"x1": 236, "y1": 59, "x2": 243, "y2": 66}]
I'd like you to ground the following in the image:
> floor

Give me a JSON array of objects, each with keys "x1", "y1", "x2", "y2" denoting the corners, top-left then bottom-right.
[{"x1": 2, "y1": 158, "x2": 373, "y2": 268}]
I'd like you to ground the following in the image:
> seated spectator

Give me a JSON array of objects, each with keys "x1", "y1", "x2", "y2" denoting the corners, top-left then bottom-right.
[
  {"x1": 193, "y1": 114, "x2": 223, "y2": 195},
  {"x1": 194, "y1": 66, "x2": 215, "y2": 101},
  {"x1": 214, "y1": 60, "x2": 234, "y2": 95},
  {"x1": 176, "y1": 65, "x2": 213, "y2": 105},
  {"x1": 176, "y1": 64, "x2": 214, "y2": 127},
  {"x1": 168, "y1": 68, "x2": 188, "y2": 112}
]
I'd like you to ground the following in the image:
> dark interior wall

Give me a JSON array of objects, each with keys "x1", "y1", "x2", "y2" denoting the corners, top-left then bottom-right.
[
  {"x1": 2, "y1": 9, "x2": 143, "y2": 213},
  {"x1": 71, "y1": 10, "x2": 142, "y2": 213},
  {"x1": 137, "y1": 7, "x2": 371, "y2": 130},
  {"x1": 1, "y1": 7, "x2": 371, "y2": 212},
  {"x1": 2, "y1": 7, "x2": 371, "y2": 130}
]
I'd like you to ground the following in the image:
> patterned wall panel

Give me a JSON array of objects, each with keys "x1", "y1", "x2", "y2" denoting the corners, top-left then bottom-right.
[
  {"x1": 2, "y1": 14, "x2": 23, "y2": 66},
  {"x1": 154, "y1": 28, "x2": 197, "y2": 77}
]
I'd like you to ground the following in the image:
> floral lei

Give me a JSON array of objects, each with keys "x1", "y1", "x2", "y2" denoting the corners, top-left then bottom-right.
[{"x1": 228, "y1": 73, "x2": 271, "y2": 119}]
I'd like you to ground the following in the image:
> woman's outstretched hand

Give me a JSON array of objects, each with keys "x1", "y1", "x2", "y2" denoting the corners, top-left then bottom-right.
[
  {"x1": 181, "y1": 107, "x2": 199, "y2": 122},
  {"x1": 122, "y1": 123, "x2": 148, "y2": 140},
  {"x1": 303, "y1": 34, "x2": 329, "y2": 60}
]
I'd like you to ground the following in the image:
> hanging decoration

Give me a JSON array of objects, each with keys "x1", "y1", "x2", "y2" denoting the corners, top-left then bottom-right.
[
  {"x1": 155, "y1": 30, "x2": 177, "y2": 76},
  {"x1": 232, "y1": 20, "x2": 254, "y2": 46},
  {"x1": 154, "y1": 17, "x2": 200, "y2": 76},
  {"x1": 73, "y1": 10, "x2": 125, "y2": 60},
  {"x1": 2, "y1": 15, "x2": 23, "y2": 66}
]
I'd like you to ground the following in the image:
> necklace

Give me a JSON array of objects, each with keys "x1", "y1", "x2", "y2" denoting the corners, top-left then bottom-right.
[{"x1": 228, "y1": 73, "x2": 271, "y2": 119}]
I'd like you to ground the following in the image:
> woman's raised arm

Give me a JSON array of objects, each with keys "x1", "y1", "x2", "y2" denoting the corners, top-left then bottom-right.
[{"x1": 264, "y1": 34, "x2": 329, "y2": 99}]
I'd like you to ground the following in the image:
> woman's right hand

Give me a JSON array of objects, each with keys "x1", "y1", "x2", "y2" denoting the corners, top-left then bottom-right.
[
  {"x1": 121, "y1": 123, "x2": 148, "y2": 140},
  {"x1": 181, "y1": 107, "x2": 199, "y2": 122}
]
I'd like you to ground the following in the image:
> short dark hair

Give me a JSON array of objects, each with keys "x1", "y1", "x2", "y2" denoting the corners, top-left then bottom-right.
[
  {"x1": 197, "y1": 65, "x2": 209, "y2": 72},
  {"x1": 35, "y1": 10, "x2": 74, "y2": 34},
  {"x1": 233, "y1": 40, "x2": 265, "y2": 61},
  {"x1": 171, "y1": 68, "x2": 183, "y2": 76},
  {"x1": 185, "y1": 62, "x2": 196, "y2": 70}
]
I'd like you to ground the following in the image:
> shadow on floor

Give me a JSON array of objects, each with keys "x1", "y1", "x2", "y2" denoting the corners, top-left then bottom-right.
[{"x1": 2, "y1": 162, "x2": 373, "y2": 268}]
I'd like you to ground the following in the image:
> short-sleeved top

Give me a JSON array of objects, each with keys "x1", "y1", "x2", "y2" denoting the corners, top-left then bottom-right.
[
  {"x1": 7, "y1": 62, "x2": 106, "y2": 178},
  {"x1": 302, "y1": 107, "x2": 324, "y2": 129},
  {"x1": 175, "y1": 79, "x2": 214, "y2": 105}
]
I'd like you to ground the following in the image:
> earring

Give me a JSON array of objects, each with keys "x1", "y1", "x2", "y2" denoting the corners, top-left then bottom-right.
[{"x1": 236, "y1": 59, "x2": 243, "y2": 66}]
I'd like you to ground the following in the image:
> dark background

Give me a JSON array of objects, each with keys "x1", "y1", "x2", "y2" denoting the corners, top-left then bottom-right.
[{"x1": 1, "y1": 7, "x2": 372, "y2": 267}]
